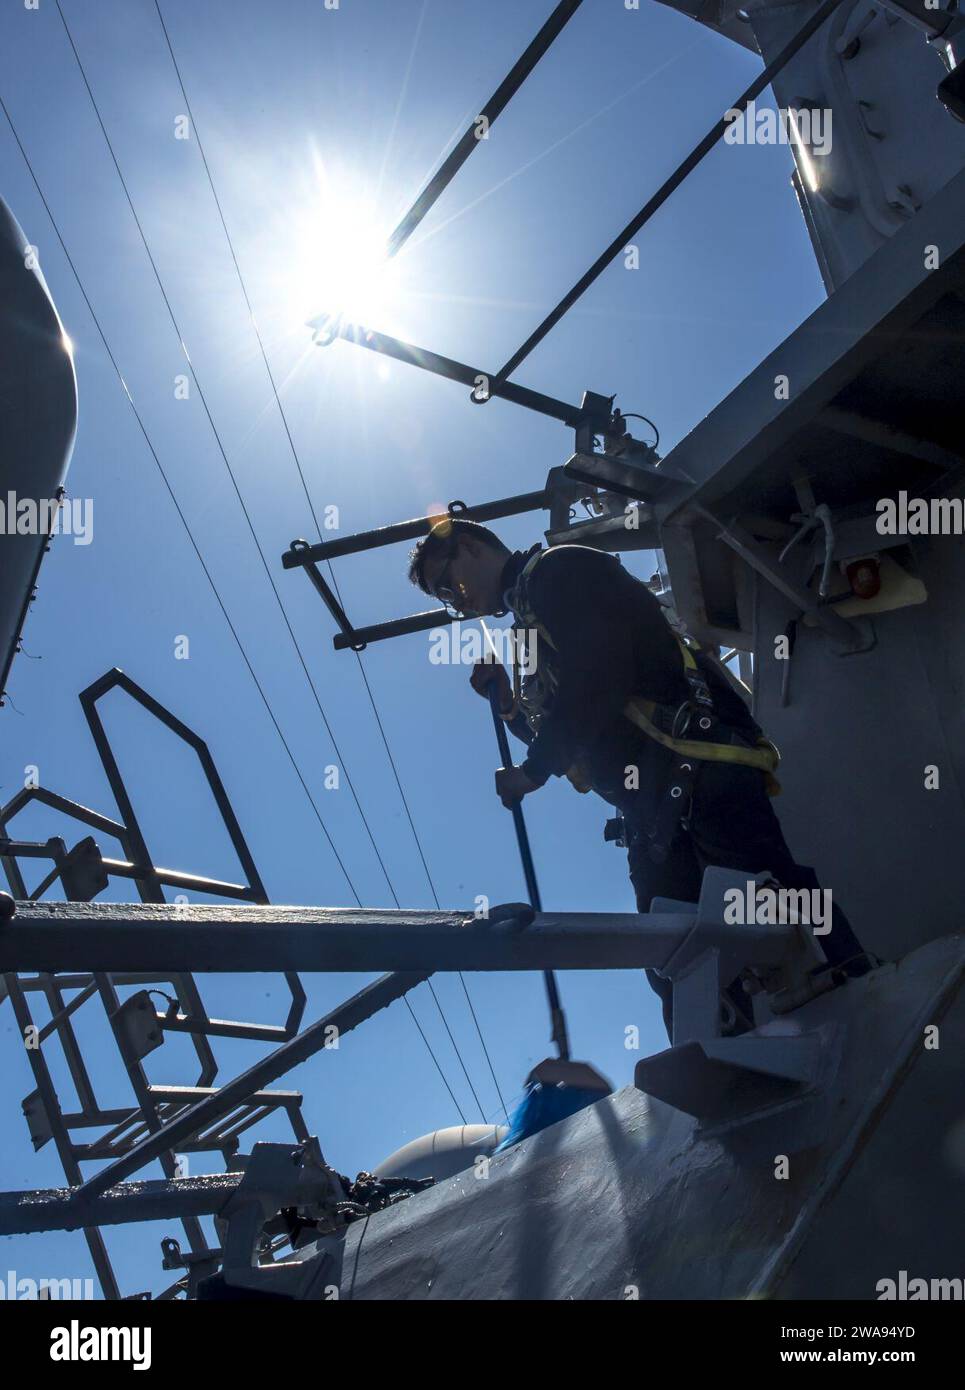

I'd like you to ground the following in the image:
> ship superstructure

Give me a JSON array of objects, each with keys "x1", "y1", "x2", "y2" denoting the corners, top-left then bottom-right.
[{"x1": 1, "y1": 0, "x2": 964, "y2": 1300}]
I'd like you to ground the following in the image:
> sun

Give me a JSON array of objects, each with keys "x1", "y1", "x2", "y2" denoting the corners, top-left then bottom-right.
[{"x1": 277, "y1": 164, "x2": 405, "y2": 339}]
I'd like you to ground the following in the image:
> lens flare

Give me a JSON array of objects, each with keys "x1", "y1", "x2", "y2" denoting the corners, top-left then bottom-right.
[{"x1": 276, "y1": 159, "x2": 404, "y2": 336}]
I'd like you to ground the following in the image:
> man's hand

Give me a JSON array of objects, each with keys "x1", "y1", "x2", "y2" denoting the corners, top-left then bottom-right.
[
  {"x1": 470, "y1": 658, "x2": 512, "y2": 713},
  {"x1": 495, "y1": 765, "x2": 540, "y2": 809}
]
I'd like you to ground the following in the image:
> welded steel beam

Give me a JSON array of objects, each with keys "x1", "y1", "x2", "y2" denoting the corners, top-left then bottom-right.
[
  {"x1": 0, "y1": 1171, "x2": 242, "y2": 1236},
  {"x1": 660, "y1": 164, "x2": 965, "y2": 516},
  {"x1": 282, "y1": 490, "x2": 548, "y2": 568},
  {"x1": 0, "y1": 898, "x2": 778, "y2": 975},
  {"x1": 315, "y1": 325, "x2": 588, "y2": 428},
  {"x1": 331, "y1": 608, "x2": 453, "y2": 651},
  {"x1": 819, "y1": 405, "x2": 965, "y2": 473}
]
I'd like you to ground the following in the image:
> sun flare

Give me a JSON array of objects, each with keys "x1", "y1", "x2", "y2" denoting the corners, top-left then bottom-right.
[{"x1": 277, "y1": 167, "x2": 404, "y2": 338}]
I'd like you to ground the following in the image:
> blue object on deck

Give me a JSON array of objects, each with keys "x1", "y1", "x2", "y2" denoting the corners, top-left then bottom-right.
[{"x1": 494, "y1": 1059, "x2": 613, "y2": 1152}]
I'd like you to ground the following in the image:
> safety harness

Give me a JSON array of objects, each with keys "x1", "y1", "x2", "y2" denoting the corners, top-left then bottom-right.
[{"x1": 504, "y1": 548, "x2": 781, "y2": 862}]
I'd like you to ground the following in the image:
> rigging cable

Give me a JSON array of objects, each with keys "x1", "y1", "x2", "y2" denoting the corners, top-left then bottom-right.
[
  {"x1": 50, "y1": 0, "x2": 486, "y2": 1123},
  {"x1": 52, "y1": 0, "x2": 401, "y2": 916},
  {"x1": 0, "y1": 90, "x2": 468, "y2": 1130},
  {"x1": 153, "y1": 0, "x2": 508, "y2": 1122},
  {"x1": 0, "y1": 92, "x2": 357, "y2": 905}
]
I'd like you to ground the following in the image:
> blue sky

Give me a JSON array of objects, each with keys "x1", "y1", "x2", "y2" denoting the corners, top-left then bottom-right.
[{"x1": 0, "y1": 0, "x2": 824, "y2": 1296}]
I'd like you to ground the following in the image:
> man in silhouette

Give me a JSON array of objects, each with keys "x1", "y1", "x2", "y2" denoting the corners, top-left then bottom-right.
[{"x1": 408, "y1": 517, "x2": 871, "y2": 1040}]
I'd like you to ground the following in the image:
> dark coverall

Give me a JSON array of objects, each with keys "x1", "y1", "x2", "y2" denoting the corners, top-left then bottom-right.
[{"x1": 497, "y1": 542, "x2": 868, "y2": 1042}]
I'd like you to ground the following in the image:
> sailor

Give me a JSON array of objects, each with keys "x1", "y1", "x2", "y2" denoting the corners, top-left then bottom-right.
[{"x1": 408, "y1": 517, "x2": 871, "y2": 1041}]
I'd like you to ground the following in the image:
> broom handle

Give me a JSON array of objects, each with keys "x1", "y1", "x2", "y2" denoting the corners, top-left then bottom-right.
[{"x1": 486, "y1": 678, "x2": 570, "y2": 1062}]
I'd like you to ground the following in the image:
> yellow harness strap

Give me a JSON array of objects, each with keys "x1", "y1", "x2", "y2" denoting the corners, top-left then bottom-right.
[
  {"x1": 623, "y1": 696, "x2": 781, "y2": 775},
  {"x1": 635, "y1": 634, "x2": 782, "y2": 793}
]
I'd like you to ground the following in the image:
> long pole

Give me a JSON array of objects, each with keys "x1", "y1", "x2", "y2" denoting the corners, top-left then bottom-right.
[{"x1": 482, "y1": 627, "x2": 570, "y2": 1061}]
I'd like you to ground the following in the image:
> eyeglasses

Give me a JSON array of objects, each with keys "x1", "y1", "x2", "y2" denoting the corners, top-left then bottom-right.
[{"x1": 429, "y1": 548, "x2": 463, "y2": 611}]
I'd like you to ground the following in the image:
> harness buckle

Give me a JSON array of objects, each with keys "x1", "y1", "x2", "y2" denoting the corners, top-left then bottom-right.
[{"x1": 671, "y1": 701, "x2": 693, "y2": 739}]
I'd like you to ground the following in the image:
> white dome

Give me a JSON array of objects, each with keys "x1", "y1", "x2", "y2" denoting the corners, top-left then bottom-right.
[{"x1": 373, "y1": 1124, "x2": 507, "y2": 1183}]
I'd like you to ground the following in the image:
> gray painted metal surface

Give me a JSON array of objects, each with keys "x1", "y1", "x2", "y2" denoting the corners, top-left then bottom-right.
[
  {"x1": 654, "y1": 0, "x2": 965, "y2": 291},
  {"x1": 657, "y1": 162, "x2": 965, "y2": 522},
  {"x1": 0, "y1": 900, "x2": 700, "y2": 973},
  {"x1": 330, "y1": 936, "x2": 964, "y2": 1300},
  {"x1": 749, "y1": 521, "x2": 965, "y2": 967},
  {"x1": 0, "y1": 195, "x2": 77, "y2": 701}
]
